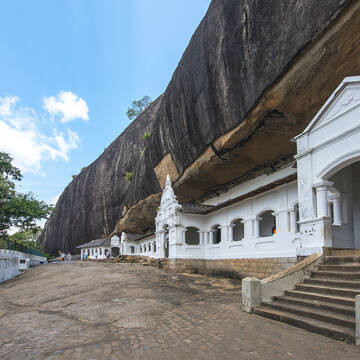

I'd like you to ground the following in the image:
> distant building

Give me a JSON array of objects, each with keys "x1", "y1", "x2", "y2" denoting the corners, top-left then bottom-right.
[{"x1": 77, "y1": 235, "x2": 120, "y2": 260}]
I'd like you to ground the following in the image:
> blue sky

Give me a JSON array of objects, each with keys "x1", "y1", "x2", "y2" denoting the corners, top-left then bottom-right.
[{"x1": 0, "y1": 0, "x2": 211, "y2": 205}]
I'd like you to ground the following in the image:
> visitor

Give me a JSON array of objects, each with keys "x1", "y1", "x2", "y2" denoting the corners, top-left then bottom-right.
[{"x1": 272, "y1": 226, "x2": 276, "y2": 236}]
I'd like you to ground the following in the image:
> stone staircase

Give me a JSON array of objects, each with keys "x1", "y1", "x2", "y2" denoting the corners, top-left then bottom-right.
[{"x1": 254, "y1": 251, "x2": 360, "y2": 344}]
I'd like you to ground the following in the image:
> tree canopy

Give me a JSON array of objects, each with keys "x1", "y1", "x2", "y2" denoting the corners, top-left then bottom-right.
[
  {"x1": 0, "y1": 152, "x2": 54, "y2": 239},
  {"x1": 126, "y1": 95, "x2": 152, "y2": 121}
]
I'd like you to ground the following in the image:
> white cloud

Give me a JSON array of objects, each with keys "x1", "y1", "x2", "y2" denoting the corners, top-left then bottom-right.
[
  {"x1": 0, "y1": 95, "x2": 81, "y2": 174},
  {"x1": 43, "y1": 91, "x2": 89, "y2": 123},
  {"x1": 0, "y1": 96, "x2": 18, "y2": 116}
]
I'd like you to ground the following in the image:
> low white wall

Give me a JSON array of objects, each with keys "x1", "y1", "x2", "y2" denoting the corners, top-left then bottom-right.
[
  {"x1": 0, "y1": 257, "x2": 19, "y2": 283},
  {"x1": 0, "y1": 249, "x2": 47, "y2": 267}
]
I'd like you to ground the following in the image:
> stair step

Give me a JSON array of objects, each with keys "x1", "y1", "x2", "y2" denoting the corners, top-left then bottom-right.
[
  {"x1": 311, "y1": 270, "x2": 360, "y2": 280},
  {"x1": 323, "y1": 256, "x2": 360, "y2": 264},
  {"x1": 304, "y1": 277, "x2": 360, "y2": 289},
  {"x1": 254, "y1": 307, "x2": 355, "y2": 343},
  {"x1": 318, "y1": 264, "x2": 360, "y2": 272},
  {"x1": 261, "y1": 300, "x2": 355, "y2": 328},
  {"x1": 295, "y1": 283, "x2": 360, "y2": 298},
  {"x1": 329, "y1": 249, "x2": 360, "y2": 257},
  {"x1": 272, "y1": 295, "x2": 355, "y2": 317},
  {"x1": 284, "y1": 289, "x2": 356, "y2": 307}
]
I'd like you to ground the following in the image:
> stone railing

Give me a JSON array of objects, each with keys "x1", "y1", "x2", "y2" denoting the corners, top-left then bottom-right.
[{"x1": 242, "y1": 253, "x2": 322, "y2": 312}]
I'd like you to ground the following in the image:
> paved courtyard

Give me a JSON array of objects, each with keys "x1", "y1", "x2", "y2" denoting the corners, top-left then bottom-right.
[{"x1": 0, "y1": 262, "x2": 359, "y2": 359}]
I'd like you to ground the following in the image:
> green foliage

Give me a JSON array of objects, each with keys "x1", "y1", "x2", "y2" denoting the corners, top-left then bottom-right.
[
  {"x1": 125, "y1": 171, "x2": 134, "y2": 183},
  {"x1": 0, "y1": 152, "x2": 54, "y2": 240},
  {"x1": 143, "y1": 131, "x2": 151, "y2": 140},
  {"x1": 126, "y1": 96, "x2": 152, "y2": 121},
  {"x1": 9, "y1": 228, "x2": 43, "y2": 252}
]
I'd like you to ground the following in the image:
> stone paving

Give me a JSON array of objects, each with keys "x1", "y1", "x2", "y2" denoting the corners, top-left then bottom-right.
[{"x1": 0, "y1": 262, "x2": 359, "y2": 359}]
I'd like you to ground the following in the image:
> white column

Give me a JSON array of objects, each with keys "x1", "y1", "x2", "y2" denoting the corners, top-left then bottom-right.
[
  {"x1": 332, "y1": 197, "x2": 342, "y2": 226},
  {"x1": 290, "y1": 210, "x2": 297, "y2": 232},
  {"x1": 221, "y1": 225, "x2": 229, "y2": 242},
  {"x1": 229, "y1": 224, "x2": 234, "y2": 242},
  {"x1": 243, "y1": 219, "x2": 253, "y2": 239},
  {"x1": 315, "y1": 181, "x2": 333, "y2": 218},
  {"x1": 199, "y1": 231, "x2": 204, "y2": 245},
  {"x1": 254, "y1": 218, "x2": 260, "y2": 238},
  {"x1": 210, "y1": 230, "x2": 214, "y2": 244}
]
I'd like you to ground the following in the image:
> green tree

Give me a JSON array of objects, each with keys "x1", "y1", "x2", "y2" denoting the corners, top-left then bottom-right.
[
  {"x1": 9, "y1": 228, "x2": 43, "y2": 252},
  {"x1": 126, "y1": 96, "x2": 152, "y2": 121},
  {"x1": 0, "y1": 152, "x2": 54, "y2": 239}
]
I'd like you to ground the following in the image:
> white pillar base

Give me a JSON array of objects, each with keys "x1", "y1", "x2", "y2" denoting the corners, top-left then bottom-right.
[{"x1": 242, "y1": 277, "x2": 261, "y2": 313}]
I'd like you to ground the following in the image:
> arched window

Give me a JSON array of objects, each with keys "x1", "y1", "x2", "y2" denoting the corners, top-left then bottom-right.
[
  {"x1": 148, "y1": 243, "x2": 151, "y2": 252},
  {"x1": 259, "y1": 210, "x2": 276, "y2": 237},
  {"x1": 185, "y1": 227, "x2": 200, "y2": 245},
  {"x1": 153, "y1": 241, "x2": 156, "y2": 252},
  {"x1": 130, "y1": 246, "x2": 135, "y2": 254},
  {"x1": 139, "y1": 246, "x2": 142, "y2": 253},
  {"x1": 144, "y1": 244, "x2": 147, "y2": 252},
  {"x1": 232, "y1": 219, "x2": 244, "y2": 241},
  {"x1": 212, "y1": 225, "x2": 221, "y2": 244}
]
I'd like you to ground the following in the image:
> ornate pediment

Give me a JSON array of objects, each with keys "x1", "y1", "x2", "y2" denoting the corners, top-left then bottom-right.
[
  {"x1": 314, "y1": 87, "x2": 360, "y2": 130},
  {"x1": 299, "y1": 77, "x2": 360, "y2": 136}
]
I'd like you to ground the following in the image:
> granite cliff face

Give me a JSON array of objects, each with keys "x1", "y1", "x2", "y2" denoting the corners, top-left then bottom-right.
[{"x1": 41, "y1": 0, "x2": 360, "y2": 254}]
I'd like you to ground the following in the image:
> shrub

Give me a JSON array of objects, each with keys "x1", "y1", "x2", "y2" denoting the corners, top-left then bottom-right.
[
  {"x1": 143, "y1": 132, "x2": 151, "y2": 140},
  {"x1": 125, "y1": 172, "x2": 134, "y2": 183}
]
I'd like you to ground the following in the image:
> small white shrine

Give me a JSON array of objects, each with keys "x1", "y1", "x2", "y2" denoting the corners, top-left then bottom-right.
[
  {"x1": 78, "y1": 235, "x2": 121, "y2": 260},
  {"x1": 120, "y1": 77, "x2": 360, "y2": 261}
]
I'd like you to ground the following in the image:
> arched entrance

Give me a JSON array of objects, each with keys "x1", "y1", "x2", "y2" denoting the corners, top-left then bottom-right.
[
  {"x1": 324, "y1": 160, "x2": 360, "y2": 249},
  {"x1": 111, "y1": 247, "x2": 120, "y2": 257}
]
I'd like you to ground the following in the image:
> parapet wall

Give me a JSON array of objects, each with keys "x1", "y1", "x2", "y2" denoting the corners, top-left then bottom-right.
[
  {"x1": 0, "y1": 250, "x2": 47, "y2": 284},
  {"x1": 0, "y1": 257, "x2": 19, "y2": 283},
  {"x1": 0, "y1": 249, "x2": 47, "y2": 266},
  {"x1": 164, "y1": 257, "x2": 298, "y2": 280}
]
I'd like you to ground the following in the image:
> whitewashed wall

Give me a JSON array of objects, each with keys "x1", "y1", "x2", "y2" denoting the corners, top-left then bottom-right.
[
  {"x1": 81, "y1": 247, "x2": 110, "y2": 260},
  {"x1": 131, "y1": 174, "x2": 301, "y2": 260},
  {"x1": 122, "y1": 235, "x2": 157, "y2": 258},
  {"x1": 176, "y1": 181, "x2": 299, "y2": 260},
  {"x1": 0, "y1": 257, "x2": 19, "y2": 283}
]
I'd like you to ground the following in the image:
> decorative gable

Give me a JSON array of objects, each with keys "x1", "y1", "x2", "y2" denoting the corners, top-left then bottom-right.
[
  {"x1": 300, "y1": 76, "x2": 360, "y2": 135},
  {"x1": 110, "y1": 235, "x2": 120, "y2": 248}
]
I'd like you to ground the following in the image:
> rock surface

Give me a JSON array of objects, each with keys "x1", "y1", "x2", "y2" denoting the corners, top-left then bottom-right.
[{"x1": 40, "y1": 0, "x2": 360, "y2": 254}]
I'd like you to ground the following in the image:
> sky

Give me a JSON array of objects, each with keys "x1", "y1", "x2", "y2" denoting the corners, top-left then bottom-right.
[{"x1": 0, "y1": 0, "x2": 211, "y2": 206}]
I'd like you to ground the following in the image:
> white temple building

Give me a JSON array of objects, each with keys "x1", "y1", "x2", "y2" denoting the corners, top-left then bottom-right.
[
  {"x1": 120, "y1": 77, "x2": 360, "y2": 264},
  {"x1": 78, "y1": 235, "x2": 121, "y2": 260}
]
